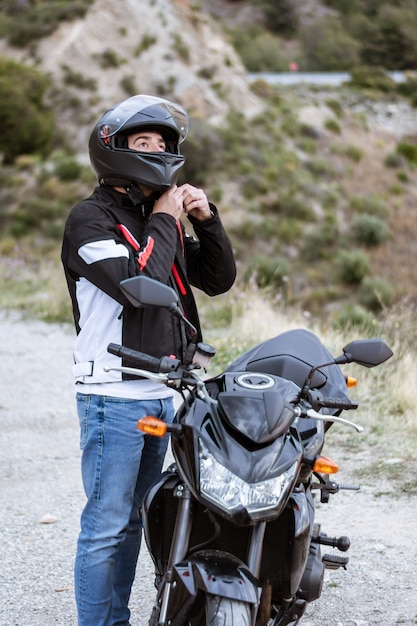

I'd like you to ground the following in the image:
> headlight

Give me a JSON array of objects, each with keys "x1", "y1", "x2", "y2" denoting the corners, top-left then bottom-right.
[{"x1": 198, "y1": 440, "x2": 298, "y2": 520}]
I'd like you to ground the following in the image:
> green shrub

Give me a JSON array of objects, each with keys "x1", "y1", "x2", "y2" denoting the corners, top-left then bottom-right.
[
  {"x1": 337, "y1": 249, "x2": 370, "y2": 284},
  {"x1": 297, "y1": 138, "x2": 317, "y2": 155},
  {"x1": 231, "y1": 220, "x2": 257, "y2": 243},
  {"x1": 351, "y1": 214, "x2": 389, "y2": 246},
  {"x1": 0, "y1": 1, "x2": 94, "y2": 47},
  {"x1": 349, "y1": 194, "x2": 389, "y2": 216},
  {"x1": 268, "y1": 194, "x2": 316, "y2": 222},
  {"x1": 397, "y1": 77, "x2": 417, "y2": 97},
  {"x1": 54, "y1": 157, "x2": 83, "y2": 182},
  {"x1": 389, "y1": 183, "x2": 403, "y2": 196},
  {"x1": 120, "y1": 74, "x2": 137, "y2": 96},
  {"x1": 0, "y1": 57, "x2": 54, "y2": 164},
  {"x1": 397, "y1": 170, "x2": 409, "y2": 183},
  {"x1": 62, "y1": 64, "x2": 96, "y2": 90},
  {"x1": 244, "y1": 255, "x2": 289, "y2": 290},
  {"x1": 179, "y1": 118, "x2": 224, "y2": 186},
  {"x1": 349, "y1": 65, "x2": 396, "y2": 92},
  {"x1": 281, "y1": 114, "x2": 303, "y2": 138},
  {"x1": 260, "y1": 0, "x2": 299, "y2": 37},
  {"x1": 273, "y1": 218, "x2": 303, "y2": 244},
  {"x1": 209, "y1": 187, "x2": 223, "y2": 204},
  {"x1": 299, "y1": 124, "x2": 321, "y2": 140},
  {"x1": 172, "y1": 33, "x2": 190, "y2": 62},
  {"x1": 331, "y1": 143, "x2": 363, "y2": 162},
  {"x1": 249, "y1": 78, "x2": 278, "y2": 100},
  {"x1": 241, "y1": 174, "x2": 269, "y2": 199},
  {"x1": 397, "y1": 141, "x2": 417, "y2": 165},
  {"x1": 229, "y1": 25, "x2": 287, "y2": 72},
  {"x1": 359, "y1": 276, "x2": 393, "y2": 312},
  {"x1": 332, "y1": 304, "x2": 377, "y2": 334},
  {"x1": 325, "y1": 118, "x2": 342, "y2": 134},
  {"x1": 154, "y1": 75, "x2": 177, "y2": 97},
  {"x1": 345, "y1": 145, "x2": 363, "y2": 162},
  {"x1": 325, "y1": 98, "x2": 344, "y2": 118},
  {"x1": 255, "y1": 215, "x2": 294, "y2": 242},
  {"x1": 302, "y1": 221, "x2": 340, "y2": 261},
  {"x1": 359, "y1": 4, "x2": 417, "y2": 71},
  {"x1": 305, "y1": 158, "x2": 336, "y2": 178},
  {"x1": 300, "y1": 16, "x2": 360, "y2": 71},
  {"x1": 134, "y1": 34, "x2": 157, "y2": 56},
  {"x1": 98, "y1": 49, "x2": 124, "y2": 68},
  {"x1": 397, "y1": 77, "x2": 417, "y2": 106},
  {"x1": 8, "y1": 184, "x2": 80, "y2": 239},
  {"x1": 302, "y1": 284, "x2": 345, "y2": 314},
  {"x1": 198, "y1": 66, "x2": 216, "y2": 80},
  {"x1": 384, "y1": 152, "x2": 404, "y2": 168},
  {"x1": 324, "y1": 0, "x2": 359, "y2": 14}
]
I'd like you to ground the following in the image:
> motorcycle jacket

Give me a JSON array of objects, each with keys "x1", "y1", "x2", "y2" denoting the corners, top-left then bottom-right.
[{"x1": 61, "y1": 185, "x2": 236, "y2": 384}]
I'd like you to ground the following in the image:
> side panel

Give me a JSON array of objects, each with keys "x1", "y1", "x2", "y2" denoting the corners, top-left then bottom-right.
[{"x1": 142, "y1": 469, "x2": 180, "y2": 575}]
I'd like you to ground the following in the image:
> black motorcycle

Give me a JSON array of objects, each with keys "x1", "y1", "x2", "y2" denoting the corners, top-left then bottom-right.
[{"x1": 106, "y1": 276, "x2": 393, "y2": 626}]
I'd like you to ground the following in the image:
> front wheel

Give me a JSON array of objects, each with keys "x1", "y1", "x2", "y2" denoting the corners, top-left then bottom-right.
[{"x1": 201, "y1": 594, "x2": 252, "y2": 626}]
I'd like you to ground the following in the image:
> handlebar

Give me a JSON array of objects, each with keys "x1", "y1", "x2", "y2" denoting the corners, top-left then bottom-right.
[
  {"x1": 107, "y1": 343, "x2": 181, "y2": 374},
  {"x1": 305, "y1": 390, "x2": 358, "y2": 411},
  {"x1": 318, "y1": 396, "x2": 359, "y2": 410}
]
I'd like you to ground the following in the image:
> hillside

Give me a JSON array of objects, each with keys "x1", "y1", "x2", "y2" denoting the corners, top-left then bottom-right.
[
  {"x1": 1, "y1": 0, "x2": 417, "y2": 322},
  {"x1": 293, "y1": 89, "x2": 417, "y2": 307},
  {"x1": 0, "y1": 0, "x2": 262, "y2": 148}
]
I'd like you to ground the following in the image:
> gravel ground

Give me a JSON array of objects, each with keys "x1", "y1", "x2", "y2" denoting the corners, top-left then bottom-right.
[{"x1": 1, "y1": 310, "x2": 416, "y2": 626}]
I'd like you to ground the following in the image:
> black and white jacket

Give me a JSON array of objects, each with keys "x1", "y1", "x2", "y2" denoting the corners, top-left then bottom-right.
[{"x1": 61, "y1": 185, "x2": 236, "y2": 384}]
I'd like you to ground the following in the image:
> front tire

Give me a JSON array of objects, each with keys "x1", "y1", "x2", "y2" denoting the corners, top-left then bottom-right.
[{"x1": 202, "y1": 594, "x2": 252, "y2": 625}]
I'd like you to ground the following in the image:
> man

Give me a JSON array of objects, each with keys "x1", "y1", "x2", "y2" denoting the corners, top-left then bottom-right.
[{"x1": 61, "y1": 94, "x2": 236, "y2": 626}]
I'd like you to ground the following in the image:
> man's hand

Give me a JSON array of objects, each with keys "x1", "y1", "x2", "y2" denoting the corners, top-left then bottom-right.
[
  {"x1": 180, "y1": 183, "x2": 212, "y2": 221},
  {"x1": 152, "y1": 185, "x2": 184, "y2": 221}
]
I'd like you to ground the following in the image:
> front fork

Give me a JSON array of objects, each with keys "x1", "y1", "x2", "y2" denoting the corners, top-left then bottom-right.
[{"x1": 156, "y1": 483, "x2": 194, "y2": 625}]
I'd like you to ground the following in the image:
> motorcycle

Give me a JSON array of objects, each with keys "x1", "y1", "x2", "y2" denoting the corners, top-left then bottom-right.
[{"x1": 105, "y1": 276, "x2": 393, "y2": 626}]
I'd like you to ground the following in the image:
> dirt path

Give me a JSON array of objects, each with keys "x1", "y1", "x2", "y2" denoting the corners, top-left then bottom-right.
[{"x1": 0, "y1": 310, "x2": 416, "y2": 625}]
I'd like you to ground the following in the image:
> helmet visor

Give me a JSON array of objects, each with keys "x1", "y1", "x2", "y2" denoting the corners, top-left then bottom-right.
[{"x1": 100, "y1": 95, "x2": 188, "y2": 143}]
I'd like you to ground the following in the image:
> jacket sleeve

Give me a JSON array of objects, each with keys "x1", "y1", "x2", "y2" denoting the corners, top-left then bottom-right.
[
  {"x1": 184, "y1": 204, "x2": 236, "y2": 296},
  {"x1": 63, "y1": 202, "x2": 179, "y2": 305}
]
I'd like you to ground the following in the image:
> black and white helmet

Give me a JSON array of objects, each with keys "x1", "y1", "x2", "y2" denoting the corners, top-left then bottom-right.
[{"x1": 89, "y1": 94, "x2": 188, "y2": 191}]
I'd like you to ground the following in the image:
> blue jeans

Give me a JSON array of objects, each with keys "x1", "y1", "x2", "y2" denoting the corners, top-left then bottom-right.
[{"x1": 74, "y1": 393, "x2": 174, "y2": 626}]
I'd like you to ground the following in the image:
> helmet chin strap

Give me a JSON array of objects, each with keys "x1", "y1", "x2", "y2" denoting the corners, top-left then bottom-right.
[
  {"x1": 124, "y1": 184, "x2": 145, "y2": 205},
  {"x1": 125, "y1": 184, "x2": 161, "y2": 218}
]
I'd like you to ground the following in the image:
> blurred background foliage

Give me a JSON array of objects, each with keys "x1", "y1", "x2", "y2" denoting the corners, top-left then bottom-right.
[
  {"x1": 223, "y1": 0, "x2": 417, "y2": 73},
  {"x1": 0, "y1": 0, "x2": 417, "y2": 332}
]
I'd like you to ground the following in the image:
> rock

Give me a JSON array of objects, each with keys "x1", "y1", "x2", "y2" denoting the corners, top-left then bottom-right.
[{"x1": 39, "y1": 513, "x2": 58, "y2": 524}]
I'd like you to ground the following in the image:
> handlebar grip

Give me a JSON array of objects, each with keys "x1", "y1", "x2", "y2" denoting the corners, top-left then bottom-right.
[
  {"x1": 107, "y1": 343, "x2": 180, "y2": 374},
  {"x1": 320, "y1": 397, "x2": 359, "y2": 410}
]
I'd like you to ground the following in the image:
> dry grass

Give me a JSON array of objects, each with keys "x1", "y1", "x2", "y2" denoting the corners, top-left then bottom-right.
[
  {"x1": 0, "y1": 244, "x2": 72, "y2": 323},
  {"x1": 203, "y1": 288, "x2": 417, "y2": 493},
  {"x1": 1, "y1": 235, "x2": 416, "y2": 493}
]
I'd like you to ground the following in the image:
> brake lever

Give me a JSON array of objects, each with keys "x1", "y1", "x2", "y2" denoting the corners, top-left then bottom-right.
[{"x1": 295, "y1": 407, "x2": 364, "y2": 433}]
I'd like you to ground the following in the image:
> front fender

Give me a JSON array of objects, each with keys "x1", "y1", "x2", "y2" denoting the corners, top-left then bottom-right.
[{"x1": 166, "y1": 550, "x2": 260, "y2": 623}]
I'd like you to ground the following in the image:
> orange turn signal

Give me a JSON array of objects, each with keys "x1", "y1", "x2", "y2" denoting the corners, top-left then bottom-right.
[
  {"x1": 137, "y1": 416, "x2": 168, "y2": 437},
  {"x1": 345, "y1": 376, "x2": 357, "y2": 388},
  {"x1": 313, "y1": 455, "x2": 339, "y2": 474}
]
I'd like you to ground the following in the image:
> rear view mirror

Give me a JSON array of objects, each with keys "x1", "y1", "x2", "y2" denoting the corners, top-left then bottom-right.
[
  {"x1": 120, "y1": 276, "x2": 178, "y2": 309},
  {"x1": 339, "y1": 339, "x2": 393, "y2": 368},
  {"x1": 120, "y1": 275, "x2": 198, "y2": 338}
]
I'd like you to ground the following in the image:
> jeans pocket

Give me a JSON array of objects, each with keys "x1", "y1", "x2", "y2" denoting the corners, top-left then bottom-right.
[{"x1": 76, "y1": 393, "x2": 90, "y2": 450}]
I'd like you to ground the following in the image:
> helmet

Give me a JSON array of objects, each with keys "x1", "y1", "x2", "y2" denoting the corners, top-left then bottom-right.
[{"x1": 89, "y1": 94, "x2": 188, "y2": 191}]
